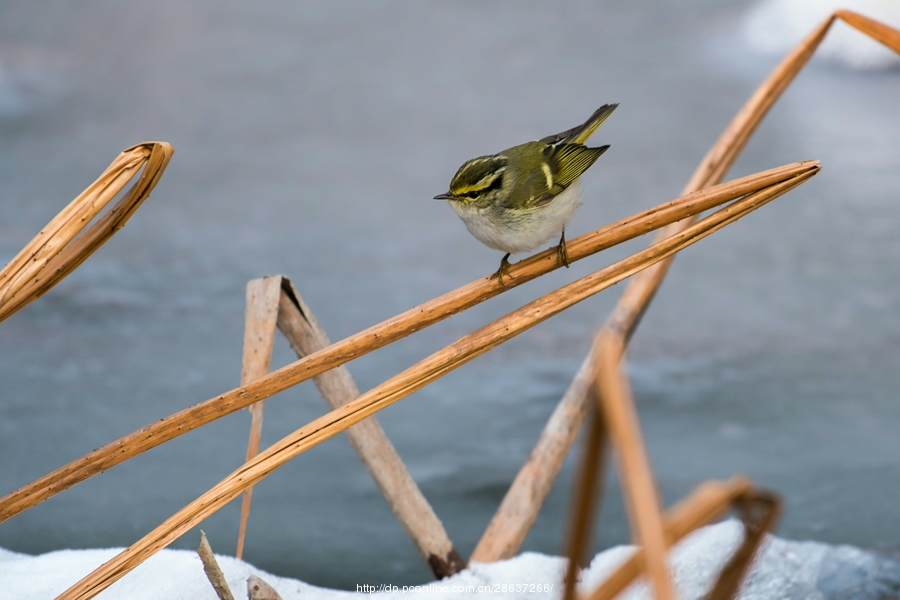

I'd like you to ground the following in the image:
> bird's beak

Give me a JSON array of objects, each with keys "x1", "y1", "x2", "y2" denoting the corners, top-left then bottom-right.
[{"x1": 433, "y1": 192, "x2": 455, "y2": 200}]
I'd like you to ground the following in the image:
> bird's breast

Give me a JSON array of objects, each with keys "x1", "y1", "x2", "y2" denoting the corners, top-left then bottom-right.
[{"x1": 450, "y1": 178, "x2": 583, "y2": 254}]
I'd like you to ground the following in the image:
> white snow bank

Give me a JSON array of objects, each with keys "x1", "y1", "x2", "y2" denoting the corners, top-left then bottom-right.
[
  {"x1": 2, "y1": 521, "x2": 899, "y2": 599},
  {"x1": 743, "y1": 0, "x2": 900, "y2": 69}
]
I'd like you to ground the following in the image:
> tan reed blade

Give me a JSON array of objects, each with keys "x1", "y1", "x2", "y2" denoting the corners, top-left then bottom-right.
[
  {"x1": 55, "y1": 168, "x2": 816, "y2": 600},
  {"x1": 235, "y1": 277, "x2": 283, "y2": 560},
  {"x1": 276, "y1": 277, "x2": 462, "y2": 577},
  {"x1": 0, "y1": 142, "x2": 173, "y2": 324},
  {"x1": 0, "y1": 161, "x2": 815, "y2": 526},
  {"x1": 563, "y1": 338, "x2": 780, "y2": 600}
]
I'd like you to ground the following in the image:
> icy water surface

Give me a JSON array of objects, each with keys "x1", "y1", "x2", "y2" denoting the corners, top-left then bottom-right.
[{"x1": 1, "y1": 0, "x2": 900, "y2": 590}]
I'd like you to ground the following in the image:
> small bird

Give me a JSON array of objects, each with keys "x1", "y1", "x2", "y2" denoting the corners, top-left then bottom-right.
[{"x1": 435, "y1": 103, "x2": 618, "y2": 284}]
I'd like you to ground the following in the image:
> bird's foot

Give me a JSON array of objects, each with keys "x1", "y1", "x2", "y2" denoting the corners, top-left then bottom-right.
[{"x1": 490, "y1": 253, "x2": 513, "y2": 286}]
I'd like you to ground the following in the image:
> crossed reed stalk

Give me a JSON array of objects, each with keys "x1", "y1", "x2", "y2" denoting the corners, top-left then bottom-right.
[
  {"x1": 0, "y1": 9, "x2": 896, "y2": 600},
  {"x1": 560, "y1": 10, "x2": 900, "y2": 600},
  {"x1": 0, "y1": 162, "x2": 812, "y2": 525}
]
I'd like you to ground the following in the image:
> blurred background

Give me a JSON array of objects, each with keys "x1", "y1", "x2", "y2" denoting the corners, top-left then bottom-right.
[{"x1": 1, "y1": 0, "x2": 899, "y2": 590}]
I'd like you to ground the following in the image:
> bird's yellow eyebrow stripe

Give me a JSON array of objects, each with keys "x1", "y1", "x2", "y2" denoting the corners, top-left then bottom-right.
[
  {"x1": 455, "y1": 166, "x2": 506, "y2": 194},
  {"x1": 541, "y1": 162, "x2": 553, "y2": 189}
]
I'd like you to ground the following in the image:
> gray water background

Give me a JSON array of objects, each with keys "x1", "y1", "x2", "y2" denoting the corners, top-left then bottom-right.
[{"x1": 1, "y1": 0, "x2": 899, "y2": 590}]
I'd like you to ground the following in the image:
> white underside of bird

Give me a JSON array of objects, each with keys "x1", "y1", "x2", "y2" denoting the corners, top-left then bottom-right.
[{"x1": 449, "y1": 177, "x2": 583, "y2": 255}]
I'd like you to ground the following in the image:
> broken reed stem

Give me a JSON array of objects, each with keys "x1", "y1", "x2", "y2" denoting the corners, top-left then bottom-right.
[
  {"x1": 275, "y1": 278, "x2": 463, "y2": 578},
  {"x1": 0, "y1": 160, "x2": 816, "y2": 526},
  {"x1": 470, "y1": 334, "x2": 599, "y2": 563},
  {"x1": 0, "y1": 142, "x2": 173, "y2": 324},
  {"x1": 235, "y1": 277, "x2": 283, "y2": 560},
  {"x1": 56, "y1": 169, "x2": 816, "y2": 600},
  {"x1": 705, "y1": 490, "x2": 782, "y2": 600},
  {"x1": 198, "y1": 531, "x2": 236, "y2": 600}
]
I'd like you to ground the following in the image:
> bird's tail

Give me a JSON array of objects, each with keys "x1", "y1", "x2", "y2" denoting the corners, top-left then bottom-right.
[{"x1": 541, "y1": 103, "x2": 619, "y2": 146}]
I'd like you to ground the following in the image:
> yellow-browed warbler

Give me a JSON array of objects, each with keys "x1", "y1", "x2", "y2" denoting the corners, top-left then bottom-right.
[{"x1": 435, "y1": 104, "x2": 618, "y2": 284}]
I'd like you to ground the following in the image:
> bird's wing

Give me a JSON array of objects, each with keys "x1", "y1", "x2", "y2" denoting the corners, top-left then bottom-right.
[
  {"x1": 549, "y1": 143, "x2": 610, "y2": 188},
  {"x1": 514, "y1": 143, "x2": 609, "y2": 209}
]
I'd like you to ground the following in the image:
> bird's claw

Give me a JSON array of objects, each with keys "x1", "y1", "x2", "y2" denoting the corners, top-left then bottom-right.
[{"x1": 491, "y1": 253, "x2": 513, "y2": 286}]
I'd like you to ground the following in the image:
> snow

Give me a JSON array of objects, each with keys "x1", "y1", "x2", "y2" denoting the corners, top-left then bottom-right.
[
  {"x1": 2, "y1": 522, "x2": 899, "y2": 599},
  {"x1": 744, "y1": 0, "x2": 900, "y2": 69}
]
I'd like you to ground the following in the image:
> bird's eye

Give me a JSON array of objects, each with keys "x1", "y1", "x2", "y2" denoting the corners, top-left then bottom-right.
[{"x1": 464, "y1": 190, "x2": 479, "y2": 199}]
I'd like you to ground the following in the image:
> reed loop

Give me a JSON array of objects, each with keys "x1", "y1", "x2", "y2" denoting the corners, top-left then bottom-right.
[{"x1": 0, "y1": 142, "x2": 173, "y2": 324}]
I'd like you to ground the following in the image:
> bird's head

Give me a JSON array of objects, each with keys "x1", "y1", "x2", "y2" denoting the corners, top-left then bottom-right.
[{"x1": 434, "y1": 154, "x2": 508, "y2": 207}]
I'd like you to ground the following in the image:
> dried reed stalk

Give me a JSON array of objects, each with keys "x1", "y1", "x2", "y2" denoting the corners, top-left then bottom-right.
[
  {"x1": 606, "y1": 10, "x2": 900, "y2": 346},
  {"x1": 560, "y1": 406, "x2": 607, "y2": 600},
  {"x1": 564, "y1": 11, "x2": 898, "y2": 600},
  {"x1": 275, "y1": 277, "x2": 462, "y2": 577},
  {"x1": 593, "y1": 332, "x2": 673, "y2": 600},
  {"x1": 0, "y1": 161, "x2": 815, "y2": 526},
  {"x1": 564, "y1": 337, "x2": 777, "y2": 600},
  {"x1": 235, "y1": 277, "x2": 283, "y2": 559},
  {"x1": 55, "y1": 168, "x2": 816, "y2": 600},
  {"x1": 471, "y1": 336, "x2": 599, "y2": 563},
  {"x1": 0, "y1": 142, "x2": 173, "y2": 324},
  {"x1": 835, "y1": 10, "x2": 900, "y2": 52}
]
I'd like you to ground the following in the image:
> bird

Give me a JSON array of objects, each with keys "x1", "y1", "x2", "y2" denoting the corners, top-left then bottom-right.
[{"x1": 434, "y1": 103, "x2": 617, "y2": 285}]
